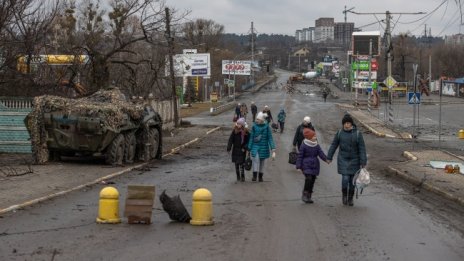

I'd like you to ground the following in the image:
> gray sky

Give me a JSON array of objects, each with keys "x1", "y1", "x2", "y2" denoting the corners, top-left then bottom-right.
[{"x1": 167, "y1": 0, "x2": 463, "y2": 37}]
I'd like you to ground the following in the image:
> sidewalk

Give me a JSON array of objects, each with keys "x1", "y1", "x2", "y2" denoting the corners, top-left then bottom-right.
[
  {"x1": 0, "y1": 125, "x2": 220, "y2": 214},
  {"x1": 323, "y1": 79, "x2": 464, "y2": 206}
]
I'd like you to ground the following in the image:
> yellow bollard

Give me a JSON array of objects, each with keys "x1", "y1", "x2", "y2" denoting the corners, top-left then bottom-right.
[
  {"x1": 96, "y1": 186, "x2": 121, "y2": 224},
  {"x1": 190, "y1": 188, "x2": 214, "y2": 226},
  {"x1": 459, "y1": 129, "x2": 464, "y2": 139}
]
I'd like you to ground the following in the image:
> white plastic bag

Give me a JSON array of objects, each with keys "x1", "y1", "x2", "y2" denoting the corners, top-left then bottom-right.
[{"x1": 353, "y1": 168, "x2": 370, "y2": 197}]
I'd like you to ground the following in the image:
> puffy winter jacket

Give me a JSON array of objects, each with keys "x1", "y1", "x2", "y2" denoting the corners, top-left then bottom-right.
[
  {"x1": 247, "y1": 123, "x2": 275, "y2": 159},
  {"x1": 327, "y1": 127, "x2": 367, "y2": 175},
  {"x1": 296, "y1": 140, "x2": 327, "y2": 176}
]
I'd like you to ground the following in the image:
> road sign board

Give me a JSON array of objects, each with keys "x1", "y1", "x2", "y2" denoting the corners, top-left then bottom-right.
[
  {"x1": 342, "y1": 78, "x2": 349, "y2": 84},
  {"x1": 408, "y1": 92, "x2": 421, "y2": 104},
  {"x1": 384, "y1": 76, "x2": 397, "y2": 87}
]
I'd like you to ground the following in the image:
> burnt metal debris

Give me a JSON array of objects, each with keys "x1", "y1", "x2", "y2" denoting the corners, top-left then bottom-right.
[{"x1": 25, "y1": 88, "x2": 163, "y2": 165}]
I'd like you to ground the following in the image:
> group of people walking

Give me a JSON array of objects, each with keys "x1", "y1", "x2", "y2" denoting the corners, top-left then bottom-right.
[
  {"x1": 228, "y1": 103, "x2": 277, "y2": 183},
  {"x1": 228, "y1": 104, "x2": 367, "y2": 207}
]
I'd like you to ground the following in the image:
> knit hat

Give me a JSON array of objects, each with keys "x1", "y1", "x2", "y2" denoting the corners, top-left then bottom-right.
[
  {"x1": 256, "y1": 112, "x2": 265, "y2": 121},
  {"x1": 342, "y1": 114, "x2": 354, "y2": 125},
  {"x1": 303, "y1": 116, "x2": 311, "y2": 123},
  {"x1": 236, "y1": 117, "x2": 246, "y2": 127},
  {"x1": 303, "y1": 128, "x2": 316, "y2": 140}
]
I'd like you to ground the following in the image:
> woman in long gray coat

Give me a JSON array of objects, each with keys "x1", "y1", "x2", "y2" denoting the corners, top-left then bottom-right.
[
  {"x1": 247, "y1": 112, "x2": 276, "y2": 182},
  {"x1": 327, "y1": 114, "x2": 367, "y2": 206}
]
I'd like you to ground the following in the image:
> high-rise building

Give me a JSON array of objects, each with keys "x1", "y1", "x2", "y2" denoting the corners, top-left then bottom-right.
[
  {"x1": 314, "y1": 18, "x2": 334, "y2": 43},
  {"x1": 335, "y1": 22, "x2": 354, "y2": 49},
  {"x1": 295, "y1": 27, "x2": 315, "y2": 43}
]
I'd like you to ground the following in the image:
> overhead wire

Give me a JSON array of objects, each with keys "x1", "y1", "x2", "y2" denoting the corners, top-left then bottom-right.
[
  {"x1": 397, "y1": 0, "x2": 448, "y2": 25},
  {"x1": 437, "y1": 7, "x2": 462, "y2": 36}
]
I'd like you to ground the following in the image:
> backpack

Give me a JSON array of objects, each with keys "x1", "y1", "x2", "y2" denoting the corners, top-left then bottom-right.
[{"x1": 353, "y1": 168, "x2": 370, "y2": 198}]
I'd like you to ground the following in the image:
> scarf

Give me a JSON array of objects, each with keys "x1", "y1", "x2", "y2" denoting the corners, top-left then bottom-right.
[{"x1": 303, "y1": 139, "x2": 318, "y2": 147}]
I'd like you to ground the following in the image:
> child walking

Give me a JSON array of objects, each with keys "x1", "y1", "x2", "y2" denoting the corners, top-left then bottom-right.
[
  {"x1": 296, "y1": 128, "x2": 329, "y2": 203},
  {"x1": 227, "y1": 118, "x2": 249, "y2": 182}
]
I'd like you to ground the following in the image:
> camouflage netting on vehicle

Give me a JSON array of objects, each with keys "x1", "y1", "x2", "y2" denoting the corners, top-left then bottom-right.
[{"x1": 27, "y1": 88, "x2": 145, "y2": 164}]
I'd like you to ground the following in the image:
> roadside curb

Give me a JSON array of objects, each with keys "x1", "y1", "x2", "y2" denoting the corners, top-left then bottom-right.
[
  {"x1": 355, "y1": 118, "x2": 386, "y2": 137},
  {"x1": 387, "y1": 166, "x2": 464, "y2": 206},
  {"x1": 0, "y1": 126, "x2": 222, "y2": 215},
  {"x1": 403, "y1": 151, "x2": 418, "y2": 161}
]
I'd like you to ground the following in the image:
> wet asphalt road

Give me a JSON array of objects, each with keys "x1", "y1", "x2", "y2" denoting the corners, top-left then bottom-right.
[{"x1": 0, "y1": 70, "x2": 463, "y2": 260}]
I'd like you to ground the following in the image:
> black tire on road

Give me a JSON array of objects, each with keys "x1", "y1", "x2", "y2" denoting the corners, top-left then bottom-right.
[
  {"x1": 124, "y1": 132, "x2": 136, "y2": 163},
  {"x1": 148, "y1": 128, "x2": 160, "y2": 160},
  {"x1": 105, "y1": 134, "x2": 125, "y2": 165}
]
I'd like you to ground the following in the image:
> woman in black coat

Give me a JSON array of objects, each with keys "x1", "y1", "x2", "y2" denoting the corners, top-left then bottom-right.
[
  {"x1": 293, "y1": 116, "x2": 315, "y2": 151},
  {"x1": 227, "y1": 118, "x2": 250, "y2": 182}
]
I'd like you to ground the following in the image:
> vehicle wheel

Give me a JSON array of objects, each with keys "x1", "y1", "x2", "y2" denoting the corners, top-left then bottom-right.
[
  {"x1": 105, "y1": 134, "x2": 125, "y2": 165},
  {"x1": 148, "y1": 128, "x2": 160, "y2": 160},
  {"x1": 48, "y1": 151, "x2": 61, "y2": 162},
  {"x1": 124, "y1": 132, "x2": 136, "y2": 164}
]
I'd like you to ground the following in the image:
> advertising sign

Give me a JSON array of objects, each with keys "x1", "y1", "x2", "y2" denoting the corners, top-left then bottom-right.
[
  {"x1": 222, "y1": 60, "x2": 251, "y2": 75},
  {"x1": 168, "y1": 53, "x2": 211, "y2": 77},
  {"x1": 352, "y1": 60, "x2": 378, "y2": 71},
  {"x1": 354, "y1": 71, "x2": 377, "y2": 80},
  {"x1": 352, "y1": 31, "x2": 381, "y2": 56}
]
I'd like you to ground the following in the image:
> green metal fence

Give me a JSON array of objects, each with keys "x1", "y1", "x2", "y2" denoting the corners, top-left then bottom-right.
[{"x1": 0, "y1": 97, "x2": 33, "y2": 153}]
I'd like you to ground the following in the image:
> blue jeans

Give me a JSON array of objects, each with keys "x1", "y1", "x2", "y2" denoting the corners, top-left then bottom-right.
[{"x1": 341, "y1": 175, "x2": 354, "y2": 191}]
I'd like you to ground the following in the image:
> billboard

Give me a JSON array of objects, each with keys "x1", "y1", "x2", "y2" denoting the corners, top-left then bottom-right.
[
  {"x1": 352, "y1": 31, "x2": 381, "y2": 56},
  {"x1": 222, "y1": 60, "x2": 251, "y2": 75},
  {"x1": 168, "y1": 53, "x2": 211, "y2": 77}
]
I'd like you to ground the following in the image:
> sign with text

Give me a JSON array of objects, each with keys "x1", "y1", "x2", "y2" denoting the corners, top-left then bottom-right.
[
  {"x1": 354, "y1": 71, "x2": 377, "y2": 80},
  {"x1": 167, "y1": 53, "x2": 210, "y2": 77},
  {"x1": 222, "y1": 60, "x2": 251, "y2": 75}
]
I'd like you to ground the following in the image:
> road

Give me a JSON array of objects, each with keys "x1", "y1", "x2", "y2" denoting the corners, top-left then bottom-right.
[{"x1": 0, "y1": 70, "x2": 463, "y2": 260}]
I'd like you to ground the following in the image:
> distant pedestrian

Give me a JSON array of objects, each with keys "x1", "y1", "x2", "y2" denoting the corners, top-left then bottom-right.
[
  {"x1": 247, "y1": 112, "x2": 276, "y2": 182},
  {"x1": 277, "y1": 108, "x2": 286, "y2": 133},
  {"x1": 322, "y1": 88, "x2": 329, "y2": 102},
  {"x1": 235, "y1": 103, "x2": 241, "y2": 118},
  {"x1": 227, "y1": 118, "x2": 249, "y2": 182},
  {"x1": 250, "y1": 102, "x2": 258, "y2": 122},
  {"x1": 293, "y1": 116, "x2": 316, "y2": 151},
  {"x1": 296, "y1": 129, "x2": 329, "y2": 203},
  {"x1": 240, "y1": 103, "x2": 248, "y2": 120},
  {"x1": 327, "y1": 114, "x2": 367, "y2": 206},
  {"x1": 262, "y1": 105, "x2": 273, "y2": 123}
]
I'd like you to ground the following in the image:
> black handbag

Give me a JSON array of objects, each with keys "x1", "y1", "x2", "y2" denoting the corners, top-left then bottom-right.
[
  {"x1": 288, "y1": 151, "x2": 298, "y2": 165},
  {"x1": 244, "y1": 155, "x2": 252, "y2": 171}
]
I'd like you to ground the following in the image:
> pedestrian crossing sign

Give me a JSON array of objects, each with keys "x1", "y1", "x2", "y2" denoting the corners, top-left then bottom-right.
[{"x1": 408, "y1": 92, "x2": 421, "y2": 104}]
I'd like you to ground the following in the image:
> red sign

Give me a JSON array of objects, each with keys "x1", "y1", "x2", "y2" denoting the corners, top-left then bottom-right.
[{"x1": 371, "y1": 60, "x2": 378, "y2": 71}]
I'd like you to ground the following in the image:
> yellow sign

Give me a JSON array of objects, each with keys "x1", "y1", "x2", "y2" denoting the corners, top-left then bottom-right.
[
  {"x1": 384, "y1": 76, "x2": 397, "y2": 87},
  {"x1": 210, "y1": 92, "x2": 218, "y2": 102}
]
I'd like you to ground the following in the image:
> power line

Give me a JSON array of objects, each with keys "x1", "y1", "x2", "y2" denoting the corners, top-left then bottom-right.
[{"x1": 397, "y1": 0, "x2": 447, "y2": 25}]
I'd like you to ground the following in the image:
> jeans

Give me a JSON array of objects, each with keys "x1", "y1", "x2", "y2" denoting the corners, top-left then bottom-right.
[
  {"x1": 341, "y1": 175, "x2": 354, "y2": 191},
  {"x1": 251, "y1": 152, "x2": 266, "y2": 173}
]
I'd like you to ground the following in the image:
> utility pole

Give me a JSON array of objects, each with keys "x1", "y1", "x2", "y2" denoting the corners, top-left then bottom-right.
[
  {"x1": 251, "y1": 22, "x2": 255, "y2": 85},
  {"x1": 347, "y1": 9, "x2": 425, "y2": 124},
  {"x1": 165, "y1": 8, "x2": 179, "y2": 127}
]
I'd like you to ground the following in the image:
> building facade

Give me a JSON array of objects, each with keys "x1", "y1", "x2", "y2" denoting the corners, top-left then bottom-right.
[
  {"x1": 334, "y1": 22, "x2": 354, "y2": 48},
  {"x1": 314, "y1": 18, "x2": 334, "y2": 43},
  {"x1": 295, "y1": 27, "x2": 315, "y2": 43}
]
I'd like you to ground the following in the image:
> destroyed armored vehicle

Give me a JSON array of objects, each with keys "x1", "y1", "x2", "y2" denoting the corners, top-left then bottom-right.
[{"x1": 25, "y1": 88, "x2": 162, "y2": 165}]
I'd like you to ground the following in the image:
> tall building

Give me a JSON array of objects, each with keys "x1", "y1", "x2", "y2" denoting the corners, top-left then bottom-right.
[
  {"x1": 295, "y1": 27, "x2": 315, "y2": 43},
  {"x1": 314, "y1": 18, "x2": 334, "y2": 43},
  {"x1": 334, "y1": 22, "x2": 354, "y2": 49},
  {"x1": 445, "y1": 34, "x2": 464, "y2": 45}
]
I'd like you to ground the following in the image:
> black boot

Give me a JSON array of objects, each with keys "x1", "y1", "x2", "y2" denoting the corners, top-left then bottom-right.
[
  {"x1": 252, "y1": 172, "x2": 257, "y2": 182},
  {"x1": 258, "y1": 172, "x2": 263, "y2": 182},
  {"x1": 235, "y1": 166, "x2": 240, "y2": 181},
  {"x1": 342, "y1": 188, "x2": 348, "y2": 205},
  {"x1": 348, "y1": 188, "x2": 355, "y2": 206},
  {"x1": 240, "y1": 165, "x2": 245, "y2": 182},
  {"x1": 306, "y1": 193, "x2": 314, "y2": 204},
  {"x1": 301, "y1": 191, "x2": 309, "y2": 203}
]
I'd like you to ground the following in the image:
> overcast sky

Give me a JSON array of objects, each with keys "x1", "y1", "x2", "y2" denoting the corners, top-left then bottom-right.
[{"x1": 167, "y1": 0, "x2": 463, "y2": 37}]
